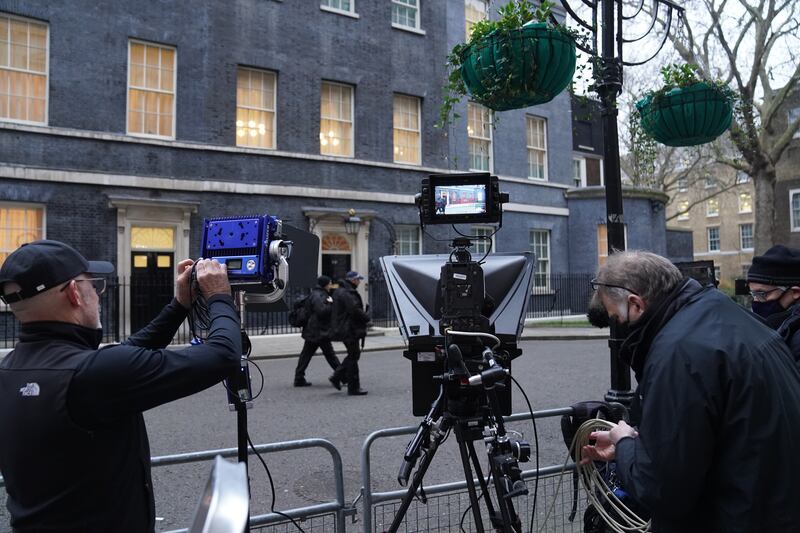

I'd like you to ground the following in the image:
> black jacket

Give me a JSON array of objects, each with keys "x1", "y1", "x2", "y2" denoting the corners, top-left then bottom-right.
[
  {"x1": 0, "y1": 295, "x2": 241, "y2": 533},
  {"x1": 614, "y1": 279, "x2": 800, "y2": 533},
  {"x1": 765, "y1": 302, "x2": 800, "y2": 366},
  {"x1": 301, "y1": 286, "x2": 334, "y2": 343},
  {"x1": 330, "y1": 280, "x2": 370, "y2": 342}
]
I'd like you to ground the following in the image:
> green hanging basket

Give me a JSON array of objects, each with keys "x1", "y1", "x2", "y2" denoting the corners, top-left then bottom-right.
[
  {"x1": 635, "y1": 82, "x2": 733, "y2": 147},
  {"x1": 459, "y1": 22, "x2": 577, "y2": 111}
]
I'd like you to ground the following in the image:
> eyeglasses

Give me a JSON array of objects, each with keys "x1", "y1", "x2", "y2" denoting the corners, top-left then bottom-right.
[
  {"x1": 60, "y1": 277, "x2": 107, "y2": 296},
  {"x1": 589, "y1": 278, "x2": 640, "y2": 297},
  {"x1": 749, "y1": 286, "x2": 787, "y2": 302}
]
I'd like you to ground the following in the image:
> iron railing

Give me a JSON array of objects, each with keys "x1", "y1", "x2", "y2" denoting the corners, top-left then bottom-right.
[{"x1": 0, "y1": 273, "x2": 597, "y2": 349}]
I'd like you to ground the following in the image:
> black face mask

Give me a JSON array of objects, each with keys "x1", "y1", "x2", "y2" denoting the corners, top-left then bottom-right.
[
  {"x1": 587, "y1": 299, "x2": 610, "y2": 328},
  {"x1": 752, "y1": 299, "x2": 785, "y2": 319}
]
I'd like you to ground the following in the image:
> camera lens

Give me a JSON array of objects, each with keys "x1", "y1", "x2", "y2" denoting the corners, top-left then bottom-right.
[{"x1": 512, "y1": 440, "x2": 531, "y2": 462}]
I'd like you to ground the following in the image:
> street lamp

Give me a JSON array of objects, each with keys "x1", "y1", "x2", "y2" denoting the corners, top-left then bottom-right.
[
  {"x1": 556, "y1": 0, "x2": 685, "y2": 404},
  {"x1": 344, "y1": 215, "x2": 362, "y2": 236}
]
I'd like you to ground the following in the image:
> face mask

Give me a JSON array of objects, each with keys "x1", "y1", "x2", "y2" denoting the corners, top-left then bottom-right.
[
  {"x1": 752, "y1": 299, "x2": 785, "y2": 318},
  {"x1": 587, "y1": 297, "x2": 610, "y2": 328}
]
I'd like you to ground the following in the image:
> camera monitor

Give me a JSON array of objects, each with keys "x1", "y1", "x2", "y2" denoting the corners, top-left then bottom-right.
[{"x1": 418, "y1": 173, "x2": 507, "y2": 226}]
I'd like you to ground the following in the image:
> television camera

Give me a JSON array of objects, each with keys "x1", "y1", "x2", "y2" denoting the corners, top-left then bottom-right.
[{"x1": 380, "y1": 173, "x2": 537, "y2": 533}]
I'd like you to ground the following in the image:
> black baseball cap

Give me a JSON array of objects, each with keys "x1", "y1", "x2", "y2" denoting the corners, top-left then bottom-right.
[{"x1": 0, "y1": 240, "x2": 115, "y2": 304}]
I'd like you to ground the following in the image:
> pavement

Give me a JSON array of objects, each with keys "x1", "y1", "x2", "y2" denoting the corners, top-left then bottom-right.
[{"x1": 246, "y1": 322, "x2": 609, "y2": 359}]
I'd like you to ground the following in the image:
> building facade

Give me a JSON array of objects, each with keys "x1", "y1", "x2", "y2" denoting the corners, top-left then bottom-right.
[
  {"x1": 0, "y1": 0, "x2": 675, "y2": 332},
  {"x1": 773, "y1": 89, "x2": 800, "y2": 247}
]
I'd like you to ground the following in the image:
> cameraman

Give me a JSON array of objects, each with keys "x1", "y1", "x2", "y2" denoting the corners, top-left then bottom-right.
[
  {"x1": 329, "y1": 271, "x2": 370, "y2": 396},
  {"x1": 0, "y1": 240, "x2": 241, "y2": 533}
]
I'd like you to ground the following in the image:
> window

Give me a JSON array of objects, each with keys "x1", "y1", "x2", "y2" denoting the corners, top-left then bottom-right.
[
  {"x1": 736, "y1": 171, "x2": 750, "y2": 184},
  {"x1": 472, "y1": 226, "x2": 494, "y2": 255},
  {"x1": 392, "y1": 0, "x2": 420, "y2": 30},
  {"x1": 468, "y1": 102, "x2": 491, "y2": 171},
  {"x1": 677, "y1": 200, "x2": 690, "y2": 220},
  {"x1": 704, "y1": 176, "x2": 717, "y2": 189},
  {"x1": 529, "y1": 230, "x2": 550, "y2": 290},
  {"x1": 707, "y1": 227, "x2": 720, "y2": 252},
  {"x1": 0, "y1": 15, "x2": 48, "y2": 124},
  {"x1": 572, "y1": 157, "x2": 586, "y2": 187},
  {"x1": 677, "y1": 178, "x2": 688, "y2": 192},
  {"x1": 321, "y1": 0, "x2": 355, "y2": 15},
  {"x1": 714, "y1": 266, "x2": 721, "y2": 283},
  {"x1": 738, "y1": 192, "x2": 752, "y2": 213},
  {"x1": 527, "y1": 116, "x2": 547, "y2": 180},
  {"x1": 236, "y1": 68, "x2": 276, "y2": 149},
  {"x1": 740, "y1": 223, "x2": 753, "y2": 250},
  {"x1": 706, "y1": 198, "x2": 719, "y2": 217},
  {"x1": 741, "y1": 264, "x2": 750, "y2": 277},
  {"x1": 320, "y1": 81, "x2": 353, "y2": 157},
  {"x1": 464, "y1": 0, "x2": 488, "y2": 40},
  {"x1": 0, "y1": 204, "x2": 44, "y2": 266},
  {"x1": 393, "y1": 94, "x2": 421, "y2": 164},
  {"x1": 395, "y1": 225, "x2": 421, "y2": 255},
  {"x1": 789, "y1": 107, "x2": 800, "y2": 139},
  {"x1": 793, "y1": 190, "x2": 800, "y2": 231},
  {"x1": 127, "y1": 41, "x2": 176, "y2": 138},
  {"x1": 597, "y1": 224, "x2": 627, "y2": 267}
]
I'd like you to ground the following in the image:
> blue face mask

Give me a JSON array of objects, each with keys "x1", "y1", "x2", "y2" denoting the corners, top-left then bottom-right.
[{"x1": 752, "y1": 299, "x2": 785, "y2": 318}]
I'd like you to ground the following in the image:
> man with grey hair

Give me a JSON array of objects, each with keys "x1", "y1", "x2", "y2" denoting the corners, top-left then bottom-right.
[{"x1": 583, "y1": 250, "x2": 800, "y2": 532}]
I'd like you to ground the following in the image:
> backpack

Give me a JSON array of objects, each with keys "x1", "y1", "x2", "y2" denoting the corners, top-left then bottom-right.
[{"x1": 288, "y1": 295, "x2": 310, "y2": 327}]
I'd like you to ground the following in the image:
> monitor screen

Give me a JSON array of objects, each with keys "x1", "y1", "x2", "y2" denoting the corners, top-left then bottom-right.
[
  {"x1": 432, "y1": 183, "x2": 487, "y2": 217},
  {"x1": 226, "y1": 258, "x2": 243, "y2": 270}
]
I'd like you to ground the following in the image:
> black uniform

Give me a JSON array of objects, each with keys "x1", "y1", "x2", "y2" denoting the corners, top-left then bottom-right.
[
  {"x1": 615, "y1": 279, "x2": 800, "y2": 533},
  {"x1": 294, "y1": 286, "x2": 341, "y2": 384},
  {"x1": 329, "y1": 279, "x2": 370, "y2": 393},
  {"x1": 764, "y1": 302, "x2": 800, "y2": 366},
  {"x1": 0, "y1": 295, "x2": 241, "y2": 533}
]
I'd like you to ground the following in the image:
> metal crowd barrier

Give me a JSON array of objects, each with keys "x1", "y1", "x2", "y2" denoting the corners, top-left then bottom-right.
[{"x1": 361, "y1": 407, "x2": 584, "y2": 533}]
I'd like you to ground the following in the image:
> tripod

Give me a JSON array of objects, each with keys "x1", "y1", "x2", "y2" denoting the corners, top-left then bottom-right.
[{"x1": 388, "y1": 346, "x2": 529, "y2": 533}]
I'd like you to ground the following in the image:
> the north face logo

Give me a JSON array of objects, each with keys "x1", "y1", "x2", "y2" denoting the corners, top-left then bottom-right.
[{"x1": 19, "y1": 383, "x2": 40, "y2": 397}]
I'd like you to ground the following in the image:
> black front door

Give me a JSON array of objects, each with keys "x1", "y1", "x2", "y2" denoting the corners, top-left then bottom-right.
[
  {"x1": 322, "y1": 254, "x2": 350, "y2": 282},
  {"x1": 130, "y1": 252, "x2": 174, "y2": 334}
]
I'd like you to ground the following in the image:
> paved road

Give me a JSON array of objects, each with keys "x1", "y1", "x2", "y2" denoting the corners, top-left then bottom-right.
[{"x1": 138, "y1": 338, "x2": 612, "y2": 531}]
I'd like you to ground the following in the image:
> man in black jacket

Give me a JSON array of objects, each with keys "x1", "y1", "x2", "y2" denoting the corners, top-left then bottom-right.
[
  {"x1": 0, "y1": 240, "x2": 241, "y2": 533},
  {"x1": 329, "y1": 271, "x2": 369, "y2": 396},
  {"x1": 293, "y1": 275, "x2": 341, "y2": 386},
  {"x1": 582, "y1": 250, "x2": 800, "y2": 533},
  {"x1": 746, "y1": 244, "x2": 800, "y2": 364}
]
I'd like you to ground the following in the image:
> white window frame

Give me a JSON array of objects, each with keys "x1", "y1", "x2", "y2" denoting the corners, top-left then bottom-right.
[
  {"x1": 472, "y1": 226, "x2": 495, "y2": 255},
  {"x1": 529, "y1": 229, "x2": 551, "y2": 291},
  {"x1": 0, "y1": 14, "x2": 49, "y2": 125},
  {"x1": 735, "y1": 171, "x2": 750, "y2": 184},
  {"x1": 467, "y1": 102, "x2": 492, "y2": 172},
  {"x1": 706, "y1": 198, "x2": 719, "y2": 217},
  {"x1": 236, "y1": 67, "x2": 277, "y2": 150},
  {"x1": 526, "y1": 115, "x2": 548, "y2": 181},
  {"x1": 739, "y1": 223, "x2": 754, "y2": 251},
  {"x1": 393, "y1": 94, "x2": 421, "y2": 165},
  {"x1": 737, "y1": 192, "x2": 752, "y2": 214},
  {"x1": 677, "y1": 200, "x2": 690, "y2": 221},
  {"x1": 791, "y1": 189, "x2": 800, "y2": 232},
  {"x1": 320, "y1": 0, "x2": 359, "y2": 18},
  {"x1": 395, "y1": 225, "x2": 422, "y2": 255},
  {"x1": 126, "y1": 39, "x2": 177, "y2": 140},
  {"x1": 704, "y1": 176, "x2": 717, "y2": 189},
  {"x1": 707, "y1": 226, "x2": 720, "y2": 252},
  {"x1": 392, "y1": 0, "x2": 423, "y2": 32},
  {"x1": 789, "y1": 107, "x2": 800, "y2": 140},
  {"x1": 572, "y1": 157, "x2": 586, "y2": 187},
  {"x1": 320, "y1": 81, "x2": 354, "y2": 158},
  {"x1": 677, "y1": 177, "x2": 688, "y2": 192},
  {"x1": 464, "y1": 0, "x2": 488, "y2": 40},
  {"x1": 0, "y1": 201, "x2": 46, "y2": 311}
]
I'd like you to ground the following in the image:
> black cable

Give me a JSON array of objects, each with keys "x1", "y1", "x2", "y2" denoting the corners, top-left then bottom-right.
[
  {"x1": 459, "y1": 471, "x2": 493, "y2": 533},
  {"x1": 509, "y1": 375, "x2": 539, "y2": 533},
  {"x1": 247, "y1": 432, "x2": 308, "y2": 533}
]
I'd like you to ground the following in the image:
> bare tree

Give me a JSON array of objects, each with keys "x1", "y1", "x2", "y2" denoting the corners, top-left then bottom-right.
[{"x1": 661, "y1": 0, "x2": 800, "y2": 253}]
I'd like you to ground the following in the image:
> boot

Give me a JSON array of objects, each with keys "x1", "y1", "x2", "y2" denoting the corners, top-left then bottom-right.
[
  {"x1": 347, "y1": 388, "x2": 368, "y2": 396},
  {"x1": 294, "y1": 378, "x2": 312, "y2": 387}
]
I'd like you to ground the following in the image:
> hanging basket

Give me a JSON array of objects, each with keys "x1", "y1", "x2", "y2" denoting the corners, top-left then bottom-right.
[
  {"x1": 635, "y1": 82, "x2": 733, "y2": 147},
  {"x1": 459, "y1": 22, "x2": 577, "y2": 111}
]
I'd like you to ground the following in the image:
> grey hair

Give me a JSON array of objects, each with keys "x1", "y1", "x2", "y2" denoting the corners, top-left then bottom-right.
[{"x1": 597, "y1": 250, "x2": 683, "y2": 305}]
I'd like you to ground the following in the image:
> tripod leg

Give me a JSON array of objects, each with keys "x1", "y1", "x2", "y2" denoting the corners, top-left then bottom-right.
[
  {"x1": 465, "y1": 440, "x2": 500, "y2": 526},
  {"x1": 455, "y1": 425, "x2": 486, "y2": 533}
]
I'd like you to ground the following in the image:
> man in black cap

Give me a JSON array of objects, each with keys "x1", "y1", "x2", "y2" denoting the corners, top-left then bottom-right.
[
  {"x1": 329, "y1": 270, "x2": 370, "y2": 395},
  {"x1": 746, "y1": 244, "x2": 800, "y2": 363},
  {"x1": 293, "y1": 275, "x2": 341, "y2": 386},
  {"x1": 0, "y1": 240, "x2": 241, "y2": 533}
]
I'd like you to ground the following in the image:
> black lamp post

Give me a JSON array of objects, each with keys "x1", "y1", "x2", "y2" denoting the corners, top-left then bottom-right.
[{"x1": 556, "y1": 0, "x2": 684, "y2": 403}]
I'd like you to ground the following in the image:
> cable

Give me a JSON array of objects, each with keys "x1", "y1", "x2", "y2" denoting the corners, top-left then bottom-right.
[
  {"x1": 247, "y1": 432, "x2": 308, "y2": 533},
  {"x1": 509, "y1": 376, "x2": 539, "y2": 533},
  {"x1": 445, "y1": 329, "x2": 501, "y2": 350},
  {"x1": 536, "y1": 419, "x2": 651, "y2": 533}
]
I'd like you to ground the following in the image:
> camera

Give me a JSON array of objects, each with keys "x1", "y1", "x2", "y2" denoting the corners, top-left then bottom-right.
[{"x1": 417, "y1": 172, "x2": 508, "y2": 227}]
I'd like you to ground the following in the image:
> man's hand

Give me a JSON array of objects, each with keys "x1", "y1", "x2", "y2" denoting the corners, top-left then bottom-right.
[
  {"x1": 580, "y1": 420, "x2": 638, "y2": 464},
  {"x1": 176, "y1": 259, "x2": 194, "y2": 309},
  {"x1": 195, "y1": 258, "x2": 232, "y2": 299}
]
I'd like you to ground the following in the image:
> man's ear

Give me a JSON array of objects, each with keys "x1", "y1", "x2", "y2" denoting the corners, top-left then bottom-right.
[
  {"x1": 628, "y1": 293, "x2": 647, "y2": 318},
  {"x1": 62, "y1": 281, "x2": 82, "y2": 307},
  {"x1": 789, "y1": 286, "x2": 800, "y2": 302}
]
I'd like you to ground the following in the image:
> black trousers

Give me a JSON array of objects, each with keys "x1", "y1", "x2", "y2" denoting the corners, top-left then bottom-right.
[
  {"x1": 294, "y1": 339, "x2": 341, "y2": 381},
  {"x1": 332, "y1": 339, "x2": 362, "y2": 391}
]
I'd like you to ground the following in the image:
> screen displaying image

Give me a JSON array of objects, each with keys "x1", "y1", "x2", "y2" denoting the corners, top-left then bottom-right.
[{"x1": 433, "y1": 184, "x2": 487, "y2": 216}]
